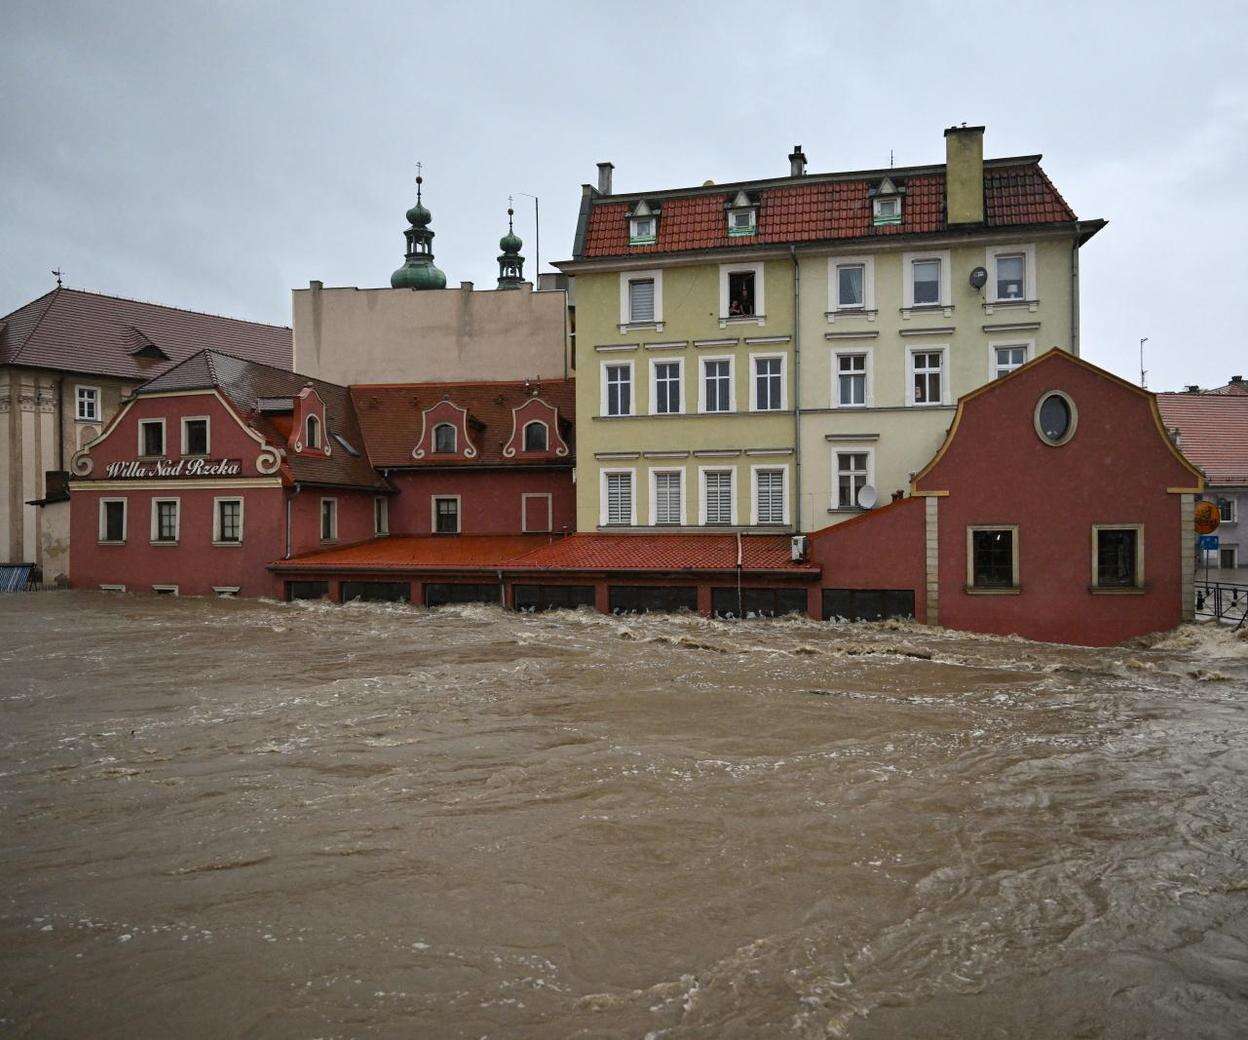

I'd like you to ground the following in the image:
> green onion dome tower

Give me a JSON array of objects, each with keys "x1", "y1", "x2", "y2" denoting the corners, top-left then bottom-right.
[
  {"x1": 390, "y1": 174, "x2": 447, "y2": 290},
  {"x1": 496, "y1": 204, "x2": 526, "y2": 289}
]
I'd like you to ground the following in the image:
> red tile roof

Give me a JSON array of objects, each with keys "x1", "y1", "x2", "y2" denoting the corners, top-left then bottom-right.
[
  {"x1": 1204, "y1": 378, "x2": 1248, "y2": 396},
  {"x1": 274, "y1": 534, "x2": 555, "y2": 571},
  {"x1": 1156, "y1": 393, "x2": 1248, "y2": 486},
  {"x1": 0, "y1": 288, "x2": 291, "y2": 379},
  {"x1": 507, "y1": 533, "x2": 818, "y2": 574},
  {"x1": 349, "y1": 379, "x2": 575, "y2": 468},
  {"x1": 579, "y1": 161, "x2": 1079, "y2": 259}
]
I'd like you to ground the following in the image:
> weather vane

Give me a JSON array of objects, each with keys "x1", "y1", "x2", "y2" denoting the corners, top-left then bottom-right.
[{"x1": 52, "y1": 268, "x2": 63, "y2": 287}]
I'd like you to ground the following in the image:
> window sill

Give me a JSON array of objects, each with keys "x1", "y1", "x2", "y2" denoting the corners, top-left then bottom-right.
[
  {"x1": 900, "y1": 305, "x2": 954, "y2": 319},
  {"x1": 719, "y1": 314, "x2": 766, "y2": 329},
  {"x1": 964, "y1": 585, "x2": 1022, "y2": 595},
  {"x1": 138, "y1": 455, "x2": 167, "y2": 461},
  {"x1": 1089, "y1": 585, "x2": 1148, "y2": 595},
  {"x1": 212, "y1": 541, "x2": 244, "y2": 548},
  {"x1": 825, "y1": 308, "x2": 878, "y2": 324},
  {"x1": 619, "y1": 321, "x2": 664, "y2": 334},
  {"x1": 97, "y1": 540, "x2": 126, "y2": 546},
  {"x1": 907, "y1": 401, "x2": 949, "y2": 408},
  {"x1": 75, "y1": 416, "x2": 100, "y2": 424},
  {"x1": 827, "y1": 507, "x2": 865, "y2": 515},
  {"x1": 984, "y1": 299, "x2": 1039, "y2": 314},
  {"x1": 149, "y1": 540, "x2": 180, "y2": 547}
]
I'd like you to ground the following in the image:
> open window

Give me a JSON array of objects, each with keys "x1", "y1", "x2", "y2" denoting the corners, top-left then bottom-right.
[
  {"x1": 720, "y1": 262, "x2": 764, "y2": 322},
  {"x1": 320, "y1": 497, "x2": 337, "y2": 541}
]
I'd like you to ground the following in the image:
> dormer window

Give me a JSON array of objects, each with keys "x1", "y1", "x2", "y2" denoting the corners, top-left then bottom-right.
[
  {"x1": 523, "y1": 421, "x2": 548, "y2": 452},
  {"x1": 870, "y1": 177, "x2": 904, "y2": 226},
  {"x1": 305, "y1": 414, "x2": 321, "y2": 449},
  {"x1": 629, "y1": 200, "x2": 658, "y2": 245},
  {"x1": 433, "y1": 423, "x2": 457, "y2": 453},
  {"x1": 727, "y1": 190, "x2": 758, "y2": 237}
]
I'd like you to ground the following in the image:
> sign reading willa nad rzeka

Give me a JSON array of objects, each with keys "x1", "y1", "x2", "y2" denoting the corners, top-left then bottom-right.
[{"x1": 105, "y1": 458, "x2": 243, "y2": 479}]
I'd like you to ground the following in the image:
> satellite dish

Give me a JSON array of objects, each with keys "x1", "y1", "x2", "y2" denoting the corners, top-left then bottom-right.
[
  {"x1": 969, "y1": 266, "x2": 988, "y2": 291},
  {"x1": 857, "y1": 484, "x2": 878, "y2": 509}
]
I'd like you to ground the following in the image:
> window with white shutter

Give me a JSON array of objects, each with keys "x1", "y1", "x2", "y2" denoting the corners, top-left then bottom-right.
[
  {"x1": 653, "y1": 471, "x2": 682, "y2": 525},
  {"x1": 605, "y1": 472, "x2": 633, "y2": 526},
  {"x1": 628, "y1": 279, "x2": 655, "y2": 323},
  {"x1": 755, "y1": 469, "x2": 785, "y2": 525},
  {"x1": 704, "y1": 470, "x2": 734, "y2": 526}
]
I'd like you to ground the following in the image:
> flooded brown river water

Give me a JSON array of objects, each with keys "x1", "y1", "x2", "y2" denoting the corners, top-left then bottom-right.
[{"x1": 2, "y1": 593, "x2": 1248, "y2": 1039}]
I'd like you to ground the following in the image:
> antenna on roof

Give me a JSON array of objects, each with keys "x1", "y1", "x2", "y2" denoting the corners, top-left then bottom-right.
[
  {"x1": 889, "y1": 149, "x2": 894, "y2": 169},
  {"x1": 52, "y1": 268, "x2": 64, "y2": 287}
]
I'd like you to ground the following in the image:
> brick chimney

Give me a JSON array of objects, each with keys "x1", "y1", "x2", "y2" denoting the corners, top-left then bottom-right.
[
  {"x1": 788, "y1": 145, "x2": 807, "y2": 177},
  {"x1": 597, "y1": 162, "x2": 614, "y2": 195},
  {"x1": 944, "y1": 124, "x2": 985, "y2": 226}
]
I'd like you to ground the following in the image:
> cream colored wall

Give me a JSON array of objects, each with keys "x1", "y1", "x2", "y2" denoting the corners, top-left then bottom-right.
[
  {"x1": 0, "y1": 367, "x2": 137, "y2": 567},
  {"x1": 574, "y1": 259, "x2": 797, "y2": 531},
  {"x1": 293, "y1": 283, "x2": 570, "y2": 385},
  {"x1": 38, "y1": 499, "x2": 69, "y2": 585},
  {"x1": 798, "y1": 233, "x2": 1077, "y2": 530}
]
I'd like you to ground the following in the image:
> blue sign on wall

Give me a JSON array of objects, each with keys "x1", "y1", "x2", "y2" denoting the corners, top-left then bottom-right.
[{"x1": 1198, "y1": 535, "x2": 1220, "y2": 551}]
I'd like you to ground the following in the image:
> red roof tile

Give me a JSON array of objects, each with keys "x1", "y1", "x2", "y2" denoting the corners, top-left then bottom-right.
[
  {"x1": 506, "y1": 533, "x2": 817, "y2": 573},
  {"x1": 274, "y1": 534, "x2": 556, "y2": 571},
  {"x1": 350, "y1": 379, "x2": 575, "y2": 468},
  {"x1": 580, "y1": 161, "x2": 1078, "y2": 259},
  {"x1": 1156, "y1": 393, "x2": 1248, "y2": 486},
  {"x1": 0, "y1": 288, "x2": 291, "y2": 379}
]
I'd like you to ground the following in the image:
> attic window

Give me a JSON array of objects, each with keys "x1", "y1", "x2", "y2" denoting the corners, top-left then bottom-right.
[
  {"x1": 871, "y1": 177, "x2": 904, "y2": 226},
  {"x1": 726, "y1": 191, "x2": 757, "y2": 237},
  {"x1": 629, "y1": 201, "x2": 657, "y2": 245},
  {"x1": 305, "y1": 414, "x2": 321, "y2": 449}
]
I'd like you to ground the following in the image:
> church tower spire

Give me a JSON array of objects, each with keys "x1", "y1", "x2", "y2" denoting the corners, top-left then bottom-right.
[
  {"x1": 496, "y1": 199, "x2": 525, "y2": 290},
  {"x1": 391, "y1": 169, "x2": 447, "y2": 290}
]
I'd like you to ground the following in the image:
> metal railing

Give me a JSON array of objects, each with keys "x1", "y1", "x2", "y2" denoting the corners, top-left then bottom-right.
[{"x1": 1194, "y1": 579, "x2": 1248, "y2": 630}]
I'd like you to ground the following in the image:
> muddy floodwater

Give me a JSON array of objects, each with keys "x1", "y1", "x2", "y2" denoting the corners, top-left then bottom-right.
[{"x1": 2, "y1": 594, "x2": 1247, "y2": 1039}]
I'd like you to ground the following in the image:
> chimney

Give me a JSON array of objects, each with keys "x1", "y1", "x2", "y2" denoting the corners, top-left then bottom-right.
[
  {"x1": 597, "y1": 162, "x2": 614, "y2": 195},
  {"x1": 1186, "y1": 385, "x2": 1201, "y2": 394},
  {"x1": 1232, "y1": 375, "x2": 1245, "y2": 385},
  {"x1": 460, "y1": 281, "x2": 474, "y2": 292},
  {"x1": 788, "y1": 145, "x2": 807, "y2": 177},
  {"x1": 943, "y1": 124, "x2": 985, "y2": 226},
  {"x1": 309, "y1": 279, "x2": 322, "y2": 291}
]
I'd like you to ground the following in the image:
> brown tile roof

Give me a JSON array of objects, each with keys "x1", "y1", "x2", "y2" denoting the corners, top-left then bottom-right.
[
  {"x1": 273, "y1": 534, "x2": 554, "y2": 571},
  {"x1": 578, "y1": 160, "x2": 1080, "y2": 259},
  {"x1": 139, "y1": 350, "x2": 387, "y2": 490},
  {"x1": 1156, "y1": 393, "x2": 1248, "y2": 486},
  {"x1": 350, "y1": 379, "x2": 575, "y2": 468},
  {"x1": 507, "y1": 533, "x2": 818, "y2": 574},
  {"x1": 1203, "y1": 378, "x2": 1248, "y2": 396},
  {"x1": 0, "y1": 288, "x2": 291, "y2": 379}
]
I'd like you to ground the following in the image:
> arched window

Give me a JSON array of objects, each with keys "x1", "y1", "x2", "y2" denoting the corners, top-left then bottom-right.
[
  {"x1": 523, "y1": 421, "x2": 548, "y2": 452},
  {"x1": 305, "y1": 413, "x2": 321, "y2": 449},
  {"x1": 433, "y1": 423, "x2": 457, "y2": 453}
]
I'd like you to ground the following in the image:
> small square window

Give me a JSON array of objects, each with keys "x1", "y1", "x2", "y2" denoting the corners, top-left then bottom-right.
[
  {"x1": 728, "y1": 208, "x2": 757, "y2": 236},
  {"x1": 873, "y1": 196, "x2": 902, "y2": 225},
  {"x1": 434, "y1": 497, "x2": 460, "y2": 534}
]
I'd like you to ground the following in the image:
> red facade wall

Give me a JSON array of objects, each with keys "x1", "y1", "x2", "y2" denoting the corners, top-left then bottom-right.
[
  {"x1": 287, "y1": 488, "x2": 379, "y2": 557},
  {"x1": 385, "y1": 469, "x2": 575, "y2": 536},
  {"x1": 914, "y1": 353, "x2": 1198, "y2": 645},
  {"x1": 808, "y1": 496, "x2": 928, "y2": 619}
]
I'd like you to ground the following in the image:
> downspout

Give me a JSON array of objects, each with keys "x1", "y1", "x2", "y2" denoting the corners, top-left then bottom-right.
[
  {"x1": 789, "y1": 245, "x2": 802, "y2": 532},
  {"x1": 57, "y1": 375, "x2": 65, "y2": 471},
  {"x1": 284, "y1": 483, "x2": 301, "y2": 559},
  {"x1": 1070, "y1": 232, "x2": 1080, "y2": 357},
  {"x1": 736, "y1": 530, "x2": 743, "y2": 619}
]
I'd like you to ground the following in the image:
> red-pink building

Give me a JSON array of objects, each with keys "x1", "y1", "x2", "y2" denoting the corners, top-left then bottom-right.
[{"x1": 69, "y1": 351, "x2": 576, "y2": 599}]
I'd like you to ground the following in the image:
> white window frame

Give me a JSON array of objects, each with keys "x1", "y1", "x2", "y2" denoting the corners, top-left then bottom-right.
[
  {"x1": 320, "y1": 497, "x2": 338, "y2": 541},
  {"x1": 833, "y1": 349, "x2": 873, "y2": 409},
  {"x1": 1091, "y1": 523, "x2": 1146, "y2": 590},
  {"x1": 827, "y1": 256, "x2": 875, "y2": 312},
  {"x1": 698, "y1": 355, "x2": 736, "y2": 414},
  {"x1": 907, "y1": 345, "x2": 950, "y2": 407},
  {"x1": 75, "y1": 385, "x2": 101, "y2": 422},
  {"x1": 522, "y1": 492, "x2": 553, "y2": 533},
  {"x1": 648, "y1": 468, "x2": 686, "y2": 526},
  {"x1": 988, "y1": 339, "x2": 1034, "y2": 381},
  {"x1": 181, "y1": 415, "x2": 211, "y2": 456},
  {"x1": 727, "y1": 206, "x2": 757, "y2": 236},
  {"x1": 967, "y1": 525, "x2": 1021, "y2": 590},
  {"x1": 986, "y1": 243, "x2": 1038, "y2": 304},
  {"x1": 305, "y1": 413, "x2": 321, "y2": 449},
  {"x1": 649, "y1": 357, "x2": 684, "y2": 416},
  {"x1": 901, "y1": 250, "x2": 952, "y2": 310},
  {"x1": 600, "y1": 468, "x2": 637, "y2": 527},
  {"x1": 699, "y1": 467, "x2": 738, "y2": 526},
  {"x1": 872, "y1": 195, "x2": 902, "y2": 224},
  {"x1": 432, "y1": 422, "x2": 457, "y2": 453},
  {"x1": 522, "y1": 420, "x2": 549, "y2": 452},
  {"x1": 138, "y1": 418, "x2": 166, "y2": 458},
  {"x1": 212, "y1": 496, "x2": 244, "y2": 546},
  {"x1": 150, "y1": 497, "x2": 181, "y2": 544},
  {"x1": 1211, "y1": 495, "x2": 1237, "y2": 525},
  {"x1": 374, "y1": 496, "x2": 389, "y2": 535},
  {"x1": 629, "y1": 215, "x2": 656, "y2": 243},
  {"x1": 431, "y1": 495, "x2": 462, "y2": 534},
  {"x1": 601, "y1": 359, "x2": 635, "y2": 417},
  {"x1": 619, "y1": 269, "x2": 663, "y2": 328},
  {"x1": 719, "y1": 261, "x2": 765, "y2": 322},
  {"x1": 98, "y1": 584, "x2": 126, "y2": 592},
  {"x1": 750, "y1": 465, "x2": 789, "y2": 526},
  {"x1": 750, "y1": 353, "x2": 787, "y2": 412},
  {"x1": 98, "y1": 497, "x2": 127, "y2": 544},
  {"x1": 832, "y1": 446, "x2": 875, "y2": 511}
]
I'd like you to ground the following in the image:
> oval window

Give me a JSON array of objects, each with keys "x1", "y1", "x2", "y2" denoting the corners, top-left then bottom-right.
[{"x1": 1034, "y1": 391, "x2": 1077, "y2": 445}]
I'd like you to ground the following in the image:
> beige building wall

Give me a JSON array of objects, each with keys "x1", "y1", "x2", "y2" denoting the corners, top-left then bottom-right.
[
  {"x1": 293, "y1": 282, "x2": 570, "y2": 385},
  {"x1": 798, "y1": 231, "x2": 1078, "y2": 530},
  {"x1": 1, "y1": 366, "x2": 137, "y2": 571}
]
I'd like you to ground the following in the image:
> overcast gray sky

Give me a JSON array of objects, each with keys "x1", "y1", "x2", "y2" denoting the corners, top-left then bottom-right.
[{"x1": 3, "y1": 1, "x2": 1244, "y2": 391}]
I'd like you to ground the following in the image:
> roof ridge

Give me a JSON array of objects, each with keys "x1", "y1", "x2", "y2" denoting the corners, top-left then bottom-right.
[
  {"x1": 3, "y1": 287, "x2": 62, "y2": 365},
  {"x1": 55, "y1": 287, "x2": 290, "y2": 331}
]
